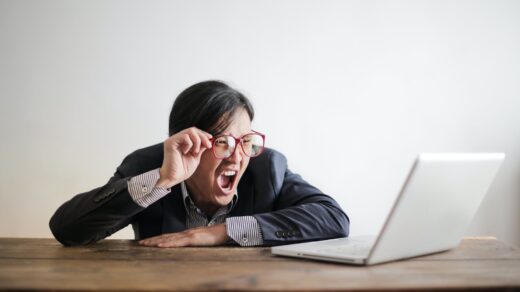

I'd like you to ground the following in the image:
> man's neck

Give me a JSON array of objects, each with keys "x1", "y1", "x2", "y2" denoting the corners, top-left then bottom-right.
[{"x1": 184, "y1": 181, "x2": 219, "y2": 217}]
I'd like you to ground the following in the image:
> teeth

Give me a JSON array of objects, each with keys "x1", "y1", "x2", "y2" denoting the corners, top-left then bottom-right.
[{"x1": 223, "y1": 170, "x2": 237, "y2": 176}]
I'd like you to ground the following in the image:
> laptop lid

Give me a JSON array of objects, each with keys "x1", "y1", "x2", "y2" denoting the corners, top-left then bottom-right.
[{"x1": 366, "y1": 153, "x2": 504, "y2": 265}]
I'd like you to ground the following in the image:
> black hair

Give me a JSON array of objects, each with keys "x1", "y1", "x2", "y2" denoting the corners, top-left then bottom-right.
[{"x1": 168, "y1": 80, "x2": 254, "y2": 136}]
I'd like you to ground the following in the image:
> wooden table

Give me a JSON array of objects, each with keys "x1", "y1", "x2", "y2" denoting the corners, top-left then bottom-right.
[{"x1": 0, "y1": 237, "x2": 519, "y2": 291}]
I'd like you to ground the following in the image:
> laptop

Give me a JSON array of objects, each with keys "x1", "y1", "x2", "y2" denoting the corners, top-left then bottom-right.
[{"x1": 271, "y1": 153, "x2": 505, "y2": 265}]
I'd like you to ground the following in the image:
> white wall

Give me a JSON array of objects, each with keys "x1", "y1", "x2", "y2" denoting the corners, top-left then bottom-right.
[{"x1": 1, "y1": 0, "x2": 519, "y2": 247}]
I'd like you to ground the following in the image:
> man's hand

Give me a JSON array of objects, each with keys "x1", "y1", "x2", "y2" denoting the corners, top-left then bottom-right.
[
  {"x1": 156, "y1": 127, "x2": 213, "y2": 189},
  {"x1": 138, "y1": 224, "x2": 230, "y2": 248}
]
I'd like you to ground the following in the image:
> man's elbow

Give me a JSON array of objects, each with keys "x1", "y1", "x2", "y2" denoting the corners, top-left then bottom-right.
[
  {"x1": 339, "y1": 214, "x2": 350, "y2": 237},
  {"x1": 49, "y1": 218, "x2": 74, "y2": 246},
  {"x1": 330, "y1": 210, "x2": 349, "y2": 238},
  {"x1": 49, "y1": 214, "x2": 93, "y2": 246},
  {"x1": 320, "y1": 199, "x2": 350, "y2": 238}
]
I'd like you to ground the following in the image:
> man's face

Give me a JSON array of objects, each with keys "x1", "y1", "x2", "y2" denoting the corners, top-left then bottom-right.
[{"x1": 186, "y1": 108, "x2": 252, "y2": 213}]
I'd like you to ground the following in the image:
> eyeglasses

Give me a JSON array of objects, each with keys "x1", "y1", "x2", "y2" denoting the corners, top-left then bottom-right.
[{"x1": 210, "y1": 131, "x2": 265, "y2": 159}]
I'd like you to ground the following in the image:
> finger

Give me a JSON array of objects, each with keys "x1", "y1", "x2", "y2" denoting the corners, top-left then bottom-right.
[
  {"x1": 157, "y1": 236, "x2": 191, "y2": 248},
  {"x1": 180, "y1": 133, "x2": 194, "y2": 154},
  {"x1": 142, "y1": 238, "x2": 169, "y2": 247},
  {"x1": 147, "y1": 230, "x2": 194, "y2": 246},
  {"x1": 189, "y1": 128, "x2": 212, "y2": 149},
  {"x1": 193, "y1": 128, "x2": 213, "y2": 139},
  {"x1": 204, "y1": 131, "x2": 213, "y2": 139},
  {"x1": 141, "y1": 237, "x2": 173, "y2": 246},
  {"x1": 187, "y1": 130, "x2": 201, "y2": 154},
  {"x1": 139, "y1": 234, "x2": 175, "y2": 246},
  {"x1": 198, "y1": 132, "x2": 212, "y2": 149},
  {"x1": 156, "y1": 229, "x2": 199, "y2": 247},
  {"x1": 139, "y1": 237, "x2": 160, "y2": 246},
  {"x1": 144, "y1": 232, "x2": 190, "y2": 248},
  {"x1": 138, "y1": 234, "x2": 162, "y2": 244}
]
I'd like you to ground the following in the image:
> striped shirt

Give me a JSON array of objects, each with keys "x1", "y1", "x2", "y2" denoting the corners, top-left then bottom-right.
[{"x1": 127, "y1": 169, "x2": 263, "y2": 246}]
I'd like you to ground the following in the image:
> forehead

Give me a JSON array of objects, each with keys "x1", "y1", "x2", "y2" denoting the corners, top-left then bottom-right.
[{"x1": 221, "y1": 108, "x2": 252, "y2": 137}]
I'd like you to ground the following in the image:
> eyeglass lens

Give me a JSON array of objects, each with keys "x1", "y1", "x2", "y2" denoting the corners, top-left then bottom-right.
[{"x1": 213, "y1": 133, "x2": 264, "y2": 159}]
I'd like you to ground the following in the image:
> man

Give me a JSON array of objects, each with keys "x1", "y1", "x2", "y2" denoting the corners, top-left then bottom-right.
[{"x1": 50, "y1": 80, "x2": 350, "y2": 247}]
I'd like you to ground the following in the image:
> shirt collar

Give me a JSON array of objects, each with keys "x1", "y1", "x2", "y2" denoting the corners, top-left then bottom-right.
[{"x1": 180, "y1": 181, "x2": 238, "y2": 215}]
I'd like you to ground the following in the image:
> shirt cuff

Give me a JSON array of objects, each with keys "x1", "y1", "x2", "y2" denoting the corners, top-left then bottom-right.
[
  {"x1": 225, "y1": 216, "x2": 264, "y2": 247},
  {"x1": 127, "y1": 168, "x2": 171, "y2": 208}
]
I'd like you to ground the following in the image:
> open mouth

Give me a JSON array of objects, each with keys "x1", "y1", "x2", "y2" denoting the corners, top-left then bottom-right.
[{"x1": 217, "y1": 170, "x2": 238, "y2": 194}]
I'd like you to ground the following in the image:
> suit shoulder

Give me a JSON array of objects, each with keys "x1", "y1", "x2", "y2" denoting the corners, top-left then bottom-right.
[
  {"x1": 127, "y1": 142, "x2": 164, "y2": 161},
  {"x1": 246, "y1": 148, "x2": 288, "y2": 190},
  {"x1": 116, "y1": 142, "x2": 164, "y2": 177},
  {"x1": 248, "y1": 148, "x2": 287, "y2": 169}
]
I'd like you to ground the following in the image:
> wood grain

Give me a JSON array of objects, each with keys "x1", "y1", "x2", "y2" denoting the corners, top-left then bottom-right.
[{"x1": 0, "y1": 238, "x2": 519, "y2": 291}]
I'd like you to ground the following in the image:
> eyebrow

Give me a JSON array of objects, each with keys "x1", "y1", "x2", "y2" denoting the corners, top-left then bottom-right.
[{"x1": 219, "y1": 131, "x2": 254, "y2": 137}]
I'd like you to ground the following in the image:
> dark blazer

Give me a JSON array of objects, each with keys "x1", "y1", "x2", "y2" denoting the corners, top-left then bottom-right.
[{"x1": 49, "y1": 143, "x2": 350, "y2": 246}]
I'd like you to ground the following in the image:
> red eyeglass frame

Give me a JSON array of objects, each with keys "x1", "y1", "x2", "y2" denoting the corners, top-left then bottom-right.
[{"x1": 209, "y1": 130, "x2": 266, "y2": 159}]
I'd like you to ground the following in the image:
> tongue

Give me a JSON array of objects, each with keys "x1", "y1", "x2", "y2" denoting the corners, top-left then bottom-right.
[{"x1": 219, "y1": 174, "x2": 231, "y2": 189}]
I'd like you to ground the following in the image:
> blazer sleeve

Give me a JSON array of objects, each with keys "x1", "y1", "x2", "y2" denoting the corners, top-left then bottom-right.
[
  {"x1": 252, "y1": 150, "x2": 350, "y2": 246},
  {"x1": 49, "y1": 153, "x2": 146, "y2": 246}
]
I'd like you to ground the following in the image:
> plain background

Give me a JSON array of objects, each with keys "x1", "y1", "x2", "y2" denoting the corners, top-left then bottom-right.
[{"x1": 0, "y1": 0, "x2": 519, "y2": 247}]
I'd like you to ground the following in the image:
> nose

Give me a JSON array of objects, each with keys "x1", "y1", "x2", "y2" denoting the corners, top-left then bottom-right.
[{"x1": 226, "y1": 144, "x2": 243, "y2": 163}]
